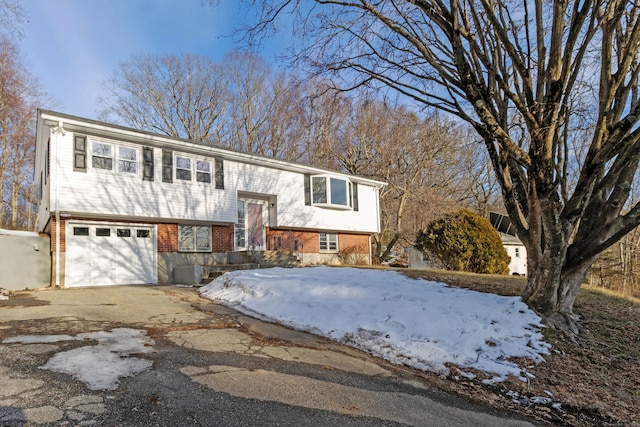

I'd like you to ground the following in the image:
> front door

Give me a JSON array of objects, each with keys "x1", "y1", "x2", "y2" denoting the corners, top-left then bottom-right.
[
  {"x1": 247, "y1": 202, "x2": 265, "y2": 250},
  {"x1": 236, "y1": 199, "x2": 267, "y2": 251}
]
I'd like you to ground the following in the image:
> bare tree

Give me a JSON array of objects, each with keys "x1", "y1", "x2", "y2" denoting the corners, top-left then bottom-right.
[
  {"x1": 298, "y1": 79, "x2": 353, "y2": 169},
  {"x1": 223, "y1": 51, "x2": 305, "y2": 158},
  {"x1": 244, "y1": 0, "x2": 640, "y2": 334},
  {"x1": 99, "y1": 53, "x2": 230, "y2": 144},
  {"x1": 0, "y1": 39, "x2": 45, "y2": 229},
  {"x1": 224, "y1": 51, "x2": 275, "y2": 153},
  {"x1": 309, "y1": 96, "x2": 468, "y2": 261},
  {"x1": 460, "y1": 138, "x2": 504, "y2": 217},
  {"x1": 0, "y1": 0, "x2": 26, "y2": 40},
  {"x1": 100, "y1": 51, "x2": 306, "y2": 159}
]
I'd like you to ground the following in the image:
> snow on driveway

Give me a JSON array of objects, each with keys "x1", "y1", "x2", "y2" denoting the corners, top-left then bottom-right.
[
  {"x1": 199, "y1": 267, "x2": 550, "y2": 382},
  {"x1": 4, "y1": 328, "x2": 154, "y2": 390}
]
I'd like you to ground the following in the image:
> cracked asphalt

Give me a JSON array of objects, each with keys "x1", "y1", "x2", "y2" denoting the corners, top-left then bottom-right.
[{"x1": 0, "y1": 285, "x2": 538, "y2": 426}]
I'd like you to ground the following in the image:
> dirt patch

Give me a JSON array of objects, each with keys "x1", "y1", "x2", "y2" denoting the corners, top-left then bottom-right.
[{"x1": 400, "y1": 268, "x2": 640, "y2": 426}]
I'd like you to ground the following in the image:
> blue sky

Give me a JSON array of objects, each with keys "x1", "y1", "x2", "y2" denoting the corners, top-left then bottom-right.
[{"x1": 20, "y1": 0, "x2": 291, "y2": 120}]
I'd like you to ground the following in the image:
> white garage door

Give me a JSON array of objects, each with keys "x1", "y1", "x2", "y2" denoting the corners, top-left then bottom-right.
[{"x1": 66, "y1": 221, "x2": 157, "y2": 287}]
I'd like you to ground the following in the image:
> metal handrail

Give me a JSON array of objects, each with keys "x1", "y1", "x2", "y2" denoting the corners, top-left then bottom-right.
[{"x1": 285, "y1": 230, "x2": 303, "y2": 263}]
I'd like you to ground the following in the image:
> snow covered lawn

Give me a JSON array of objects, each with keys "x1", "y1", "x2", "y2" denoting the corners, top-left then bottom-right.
[{"x1": 199, "y1": 266, "x2": 550, "y2": 383}]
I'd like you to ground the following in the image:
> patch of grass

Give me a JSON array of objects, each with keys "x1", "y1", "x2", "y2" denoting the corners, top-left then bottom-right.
[
  {"x1": 402, "y1": 267, "x2": 526, "y2": 296},
  {"x1": 392, "y1": 267, "x2": 640, "y2": 426}
]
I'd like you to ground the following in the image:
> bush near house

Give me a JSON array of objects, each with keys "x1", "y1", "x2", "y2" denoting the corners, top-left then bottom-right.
[{"x1": 415, "y1": 210, "x2": 510, "y2": 275}]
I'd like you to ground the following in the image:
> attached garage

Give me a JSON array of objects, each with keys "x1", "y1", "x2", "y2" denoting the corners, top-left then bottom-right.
[{"x1": 66, "y1": 221, "x2": 157, "y2": 287}]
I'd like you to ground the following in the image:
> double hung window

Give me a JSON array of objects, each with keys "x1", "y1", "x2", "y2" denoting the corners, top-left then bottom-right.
[
  {"x1": 175, "y1": 156, "x2": 192, "y2": 181},
  {"x1": 174, "y1": 155, "x2": 216, "y2": 185},
  {"x1": 319, "y1": 232, "x2": 338, "y2": 252},
  {"x1": 90, "y1": 140, "x2": 139, "y2": 175},
  {"x1": 196, "y1": 160, "x2": 212, "y2": 183},
  {"x1": 92, "y1": 142, "x2": 113, "y2": 170},
  {"x1": 118, "y1": 147, "x2": 138, "y2": 174}
]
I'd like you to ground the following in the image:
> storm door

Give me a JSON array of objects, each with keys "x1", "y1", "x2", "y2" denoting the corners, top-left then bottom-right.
[{"x1": 236, "y1": 199, "x2": 267, "y2": 251}]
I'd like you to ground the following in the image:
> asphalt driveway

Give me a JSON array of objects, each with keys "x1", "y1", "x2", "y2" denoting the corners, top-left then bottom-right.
[{"x1": 0, "y1": 285, "x2": 538, "y2": 426}]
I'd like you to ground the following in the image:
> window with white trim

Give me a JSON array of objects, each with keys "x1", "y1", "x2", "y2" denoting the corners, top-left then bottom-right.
[
  {"x1": 311, "y1": 175, "x2": 353, "y2": 208},
  {"x1": 312, "y1": 176, "x2": 327, "y2": 204},
  {"x1": 92, "y1": 142, "x2": 113, "y2": 170},
  {"x1": 90, "y1": 140, "x2": 139, "y2": 175},
  {"x1": 179, "y1": 225, "x2": 212, "y2": 252},
  {"x1": 118, "y1": 146, "x2": 138, "y2": 174},
  {"x1": 196, "y1": 160, "x2": 212, "y2": 183},
  {"x1": 174, "y1": 155, "x2": 216, "y2": 184},
  {"x1": 235, "y1": 200, "x2": 246, "y2": 248},
  {"x1": 319, "y1": 232, "x2": 338, "y2": 252},
  {"x1": 175, "y1": 156, "x2": 192, "y2": 181}
]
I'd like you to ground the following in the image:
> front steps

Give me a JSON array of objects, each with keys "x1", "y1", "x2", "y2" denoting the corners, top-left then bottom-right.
[{"x1": 199, "y1": 250, "x2": 301, "y2": 283}]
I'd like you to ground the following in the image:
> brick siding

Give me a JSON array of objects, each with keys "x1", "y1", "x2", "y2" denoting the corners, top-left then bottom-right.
[
  {"x1": 212, "y1": 224, "x2": 234, "y2": 252},
  {"x1": 50, "y1": 216, "x2": 66, "y2": 252},
  {"x1": 266, "y1": 229, "x2": 370, "y2": 254},
  {"x1": 338, "y1": 233, "x2": 369, "y2": 254},
  {"x1": 157, "y1": 223, "x2": 178, "y2": 252}
]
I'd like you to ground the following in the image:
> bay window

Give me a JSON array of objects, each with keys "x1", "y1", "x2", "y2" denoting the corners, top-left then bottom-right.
[{"x1": 310, "y1": 175, "x2": 353, "y2": 208}]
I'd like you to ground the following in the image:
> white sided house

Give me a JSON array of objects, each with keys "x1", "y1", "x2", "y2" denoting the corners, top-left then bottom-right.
[
  {"x1": 35, "y1": 110, "x2": 386, "y2": 287},
  {"x1": 501, "y1": 233, "x2": 527, "y2": 276},
  {"x1": 489, "y1": 212, "x2": 527, "y2": 276}
]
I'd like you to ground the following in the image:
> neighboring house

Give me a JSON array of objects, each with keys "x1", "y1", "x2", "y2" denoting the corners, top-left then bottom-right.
[
  {"x1": 35, "y1": 110, "x2": 386, "y2": 287},
  {"x1": 489, "y1": 212, "x2": 527, "y2": 275},
  {"x1": 500, "y1": 233, "x2": 527, "y2": 276}
]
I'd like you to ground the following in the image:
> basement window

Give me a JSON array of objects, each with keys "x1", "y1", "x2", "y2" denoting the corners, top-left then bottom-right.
[{"x1": 319, "y1": 232, "x2": 338, "y2": 252}]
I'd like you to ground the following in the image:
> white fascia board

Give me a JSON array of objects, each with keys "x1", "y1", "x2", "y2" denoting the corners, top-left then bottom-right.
[{"x1": 38, "y1": 110, "x2": 387, "y2": 189}]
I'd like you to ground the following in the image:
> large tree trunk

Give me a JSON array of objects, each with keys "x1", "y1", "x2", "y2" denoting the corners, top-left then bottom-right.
[{"x1": 522, "y1": 225, "x2": 599, "y2": 336}]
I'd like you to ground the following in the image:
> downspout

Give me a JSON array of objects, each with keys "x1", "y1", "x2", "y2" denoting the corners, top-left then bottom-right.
[{"x1": 51, "y1": 121, "x2": 65, "y2": 288}]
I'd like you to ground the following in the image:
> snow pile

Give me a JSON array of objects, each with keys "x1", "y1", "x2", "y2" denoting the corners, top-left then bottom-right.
[
  {"x1": 4, "y1": 328, "x2": 154, "y2": 390},
  {"x1": 200, "y1": 267, "x2": 550, "y2": 382}
]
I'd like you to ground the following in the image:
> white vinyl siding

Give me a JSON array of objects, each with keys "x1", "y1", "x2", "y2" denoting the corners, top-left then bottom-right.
[{"x1": 45, "y1": 128, "x2": 381, "y2": 233}]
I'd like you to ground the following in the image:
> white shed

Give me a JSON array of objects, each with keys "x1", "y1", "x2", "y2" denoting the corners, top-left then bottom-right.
[{"x1": 501, "y1": 233, "x2": 527, "y2": 276}]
